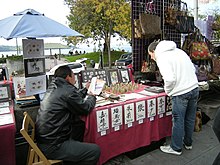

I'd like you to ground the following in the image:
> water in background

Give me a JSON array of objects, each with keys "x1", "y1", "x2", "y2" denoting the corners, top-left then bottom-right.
[{"x1": 0, "y1": 45, "x2": 132, "y2": 57}]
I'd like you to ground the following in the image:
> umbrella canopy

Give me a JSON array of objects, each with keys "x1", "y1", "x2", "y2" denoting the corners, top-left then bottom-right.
[{"x1": 0, "y1": 9, "x2": 84, "y2": 40}]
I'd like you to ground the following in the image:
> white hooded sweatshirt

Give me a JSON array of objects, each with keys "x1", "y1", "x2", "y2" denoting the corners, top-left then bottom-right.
[{"x1": 155, "y1": 40, "x2": 198, "y2": 96}]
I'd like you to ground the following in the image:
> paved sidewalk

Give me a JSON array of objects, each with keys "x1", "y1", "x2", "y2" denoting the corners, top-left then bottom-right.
[{"x1": 104, "y1": 120, "x2": 219, "y2": 165}]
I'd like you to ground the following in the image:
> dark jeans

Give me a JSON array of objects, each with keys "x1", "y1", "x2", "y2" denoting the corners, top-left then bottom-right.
[
  {"x1": 38, "y1": 140, "x2": 100, "y2": 165},
  {"x1": 38, "y1": 121, "x2": 100, "y2": 165},
  {"x1": 212, "y1": 109, "x2": 220, "y2": 165},
  {"x1": 170, "y1": 87, "x2": 199, "y2": 151}
]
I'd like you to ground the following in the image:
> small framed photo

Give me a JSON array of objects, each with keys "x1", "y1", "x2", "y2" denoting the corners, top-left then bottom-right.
[
  {"x1": 81, "y1": 70, "x2": 95, "y2": 88},
  {"x1": 94, "y1": 69, "x2": 107, "y2": 82},
  {"x1": 0, "y1": 83, "x2": 11, "y2": 102},
  {"x1": 81, "y1": 70, "x2": 95, "y2": 83},
  {"x1": 107, "y1": 69, "x2": 120, "y2": 86},
  {"x1": 24, "y1": 58, "x2": 46, "y2": 77},
  {"x1": 119, "y1": 69, "x2": 130, "y2": 83}
]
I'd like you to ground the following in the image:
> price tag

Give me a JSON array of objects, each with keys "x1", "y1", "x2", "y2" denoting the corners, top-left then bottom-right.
[
  {"x1": 138, "y1": 119, "x2": 144, "y2": 124},
  {"x1": 128, "y1": 123, "x2": 133, "y2": 128},
  {"x1": 150, "y1": 117, "x2": 154, "y2": 121},
  {"x1": 100, "y1": 131, "x2": 106, "y2": 136},
  {"x1": 166, "y1": 111, "x2": 172, "y2": 116},
  {"x1": 159, "y1": 114, "x2": 163, "y2": 118},
  {"x1": 114, "y1": 126, "x2": 120, "y2": 131}
]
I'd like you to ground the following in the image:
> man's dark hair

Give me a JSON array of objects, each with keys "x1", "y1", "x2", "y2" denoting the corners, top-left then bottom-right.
[
  {"x1": 148, "y1": 41, "x2": 160, "y2": 53},
  {"x1": 54, "y1": 65, "x2": 72, "y2": 79}
]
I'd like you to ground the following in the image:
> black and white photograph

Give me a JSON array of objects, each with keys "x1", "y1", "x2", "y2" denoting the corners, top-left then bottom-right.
[
  {"x1": 24, "y1": 58, "x2": 45, "y2": 77},
  {"x1": 119, "y1": 69, "x2": 130, "y2": 83}
]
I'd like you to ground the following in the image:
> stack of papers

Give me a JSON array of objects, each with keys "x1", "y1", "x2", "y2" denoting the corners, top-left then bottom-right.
[
  {"x1": 0, "y1": 114, "x2": 14, "y2": 126},
  {"x1": 0, "y1": 101, "x2": 10, "y2": 115}
]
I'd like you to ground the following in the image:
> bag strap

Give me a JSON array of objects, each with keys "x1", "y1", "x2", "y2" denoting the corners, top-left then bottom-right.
[{"x1": 145, "y1": 0, "x2": 156, "y2": 14}]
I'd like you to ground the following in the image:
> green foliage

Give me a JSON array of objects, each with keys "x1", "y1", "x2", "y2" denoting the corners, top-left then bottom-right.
[
  {"x1": 64, "y1": 0, "x2": 131, "y2": 47},
  {"x1": 0, "y1": 55, "x2": 23, "y2": 64},
  {"x1": 64, "y1": 51, "x2": 125, "y2": 66},
  {"x1": 0, "y1": 58, "x2": 6, "y2": 63}
]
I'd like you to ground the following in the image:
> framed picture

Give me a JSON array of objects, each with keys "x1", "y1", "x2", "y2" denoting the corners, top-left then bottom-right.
[
  {"x1": 94, "y1": 69, "x2": 107, "y2": 82},
  {"x1": 0, "y1": 83, "x2": 11, "y2": 102},
  {"x1": 119, "y1": 69, "x2": 130, "y2": 83},
  {"x1": 22, "y1": 39, "x2": 44, "y2": 58},
  {"x1": 81, "y1": 70, "x2": 95, "y2": 88},
  {"x1": 24, "y1": 58, "x2": 46, "y2": 77},
  {"x1": 25, "y1": 75, "x2": 47, "y2": 96},
  {"x1": 107, "y1": 69, "x2": 120, "y2": 86},
  {"x1": 13, "y1": 76, "x2": 26, "y2": 98},
  {"x1": 81, "y1": 70, "x2": 95, "y2": 83}
]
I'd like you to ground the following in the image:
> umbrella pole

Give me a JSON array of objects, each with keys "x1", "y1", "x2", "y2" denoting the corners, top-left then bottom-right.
[{"x1": 16, "y1": 38, "x2": 19, "y2": 55}]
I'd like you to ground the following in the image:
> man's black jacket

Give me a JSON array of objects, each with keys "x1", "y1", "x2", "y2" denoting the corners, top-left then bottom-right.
[{"x1": 35, "y1": 77, "x2": 96, "y2": 145}]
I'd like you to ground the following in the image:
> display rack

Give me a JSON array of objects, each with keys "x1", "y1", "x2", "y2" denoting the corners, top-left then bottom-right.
[{"x1": 131, "y1": 0, "x2": 182, "y2": 72}]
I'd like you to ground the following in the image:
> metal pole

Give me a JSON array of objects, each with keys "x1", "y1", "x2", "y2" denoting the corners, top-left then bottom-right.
[
  {"x1": 16, "y1": 38, "x2": 19, "y2": 55},
  {"x1": 194, "y1": 0, "x2": 198, "y2": 20}
]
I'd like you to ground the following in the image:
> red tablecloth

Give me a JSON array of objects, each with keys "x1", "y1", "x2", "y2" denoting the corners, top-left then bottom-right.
[
  {"x1": 0, "y1": 102, "x2": 16, "y2": 165},
  {"x1": 83, "y1": 92, "x2": 172, "y2": 165}
]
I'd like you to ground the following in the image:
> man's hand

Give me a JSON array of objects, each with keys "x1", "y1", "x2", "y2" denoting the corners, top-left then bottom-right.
[{"x1": 85, "y1": 82, "x2": 90, "y2": 90}]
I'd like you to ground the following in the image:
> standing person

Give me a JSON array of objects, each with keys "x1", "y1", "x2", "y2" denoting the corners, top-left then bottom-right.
[
  {"x1": 148, "y1": 40, "x2": 199, "y2": 155},
  {"x1": 212, "y1": 109, "x2": 220, "y2": 165},
  {"x1": 35, "y1": 65, "x2": 100, "y2": 165}
]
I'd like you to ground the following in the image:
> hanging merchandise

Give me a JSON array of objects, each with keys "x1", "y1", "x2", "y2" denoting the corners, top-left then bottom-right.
[
  {"x1": 164, "y1": 3, "x2": 177, "y2": 26},
  {"x1": 212, "y1": 57, "x2": 220, "y2": 75},
  {"x1": 212, "y1": 22, "x2": 220, "y2": 31},
  {"x1": 134, "y1": 19, "x2": 143, "y2": 39},
  {"x1": 141, "y1": 60, "x2": 157, "y2": 73},
  {"x1": 182, "y1": 28, "x2": 212, "y2": 60},
  {"x1": 138, "y1": 0, "x2": 162, "y2": 39},
  {"x1": 165, "y1": 0, "x2": 194, "y2": 33}
]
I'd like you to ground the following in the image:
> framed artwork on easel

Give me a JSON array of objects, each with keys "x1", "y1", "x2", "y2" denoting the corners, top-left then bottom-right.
[
  {"x1": 107, "y1": 69, "x2": 120, "y2": 86},
  {"x1": 118, "y1": 69, "x2": 130, "y2": 83}
]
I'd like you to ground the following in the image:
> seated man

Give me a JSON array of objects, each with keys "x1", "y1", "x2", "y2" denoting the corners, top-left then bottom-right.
[{"x1": 35, "y1": 65, "x2": 100, "y2": 165}]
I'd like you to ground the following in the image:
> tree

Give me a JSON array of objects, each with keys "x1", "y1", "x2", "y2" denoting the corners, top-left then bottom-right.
[{"x1": 64, "y1": 0, "x2": 131, "y2": 68}]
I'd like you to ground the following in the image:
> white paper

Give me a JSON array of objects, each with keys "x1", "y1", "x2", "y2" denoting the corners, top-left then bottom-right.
[
  {"x1": 0, "y1": 114, "x2": 13, "y2": 126},
  {"x1": 111, "y1": 106, "x2": 123, "y2": 128},
  {"x1": 157, "y1": 96, "x2": 166, "y2": 114},
  {"x1": 25, "y1": 75, "x2": 47, "y2": 96},
  {"x1": 0, "y1": 101, "x2": 9, "y2": 107},
  {"x1": 147, "y1": 98, "x2": 156, "y2": 118},
  {"x1": 138, "y1": 90, "x2": 159, "y2": 96},
  {"x1": 120, "y1": 93, "x2": 146, "y2": 101},
  {"x1": 96, "y1": 109, "x2": 109, "y2": 132},
  {"x1": 0, "y1": 107, "x2": 10, "y2": 115},
  {"x1": 88, "y1": 77, "x2": 105, "y2": 95},
  {"x1": 136, "y1": 101, "x2": 146, "y2": 120},
  {"x1": 124, "y1": 103, "x2": 135, "y2": 124}
]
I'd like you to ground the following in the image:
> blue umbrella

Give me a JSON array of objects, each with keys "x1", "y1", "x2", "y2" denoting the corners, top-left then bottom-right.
[{"x1": 0, "y1": 9, "x2": 84, "y2": 40}]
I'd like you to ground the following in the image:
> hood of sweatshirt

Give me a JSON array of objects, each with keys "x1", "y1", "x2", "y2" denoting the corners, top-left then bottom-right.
[{"x1": 154, "y1": 40, "x2": 176, "y2": 60}]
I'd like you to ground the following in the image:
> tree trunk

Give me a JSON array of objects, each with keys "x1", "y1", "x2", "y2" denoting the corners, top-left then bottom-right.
[{"x1": 108, "y1": 21, "x2": 112, "y2": 68}]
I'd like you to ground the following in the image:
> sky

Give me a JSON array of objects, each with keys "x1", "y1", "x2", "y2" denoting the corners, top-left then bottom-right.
[
  {"x1": 0, "y1": 0, "x2": 70, "y2": 46},
  {"x1": 184, "y1": 0, "x2": 220, "y2": 14}
]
